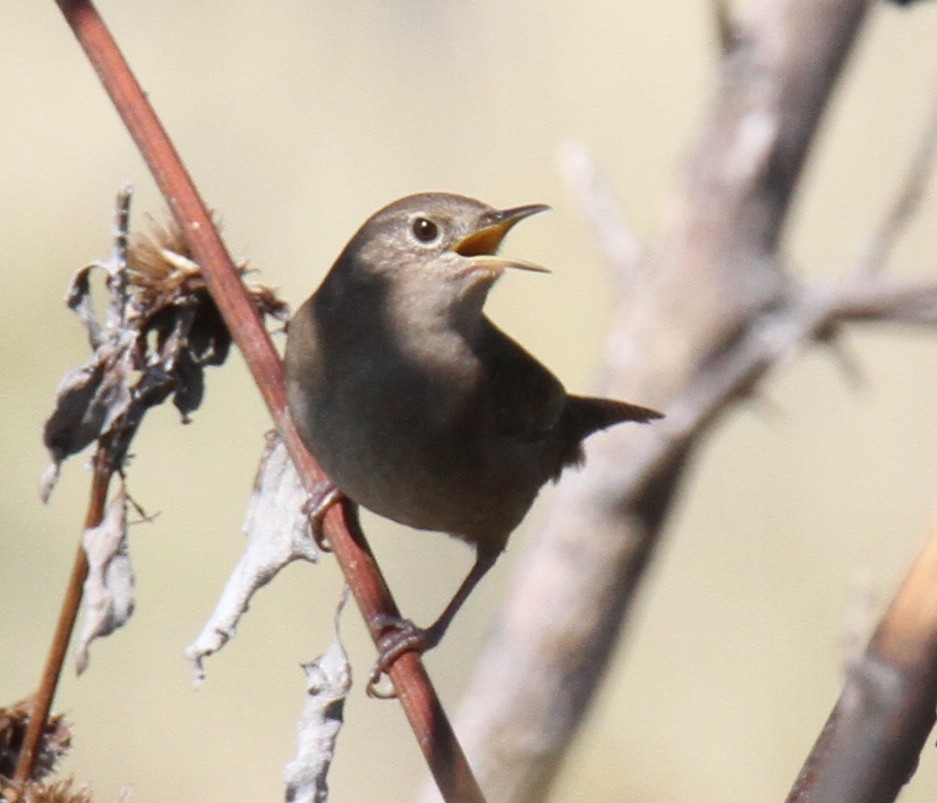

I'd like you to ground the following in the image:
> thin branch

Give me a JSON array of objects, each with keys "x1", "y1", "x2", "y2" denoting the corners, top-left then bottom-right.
[
  {"x1": 12, "y1": 453, "x2": 111, "y2": 785},
  {"x1": 855, "y1": 92, "x2": 937, "y2": 276},
  {"x1": 825, "y1": 278, "x2": 937, "y2": 325},
  {"x1": 52, "y1": 1, "x2": 482, "y2": 800},
  {"x1": 557, "y1": 141, "x2": 643, "y2": 288}
]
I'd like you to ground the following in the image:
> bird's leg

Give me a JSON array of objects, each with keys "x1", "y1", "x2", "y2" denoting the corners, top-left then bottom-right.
[
  {"x1": 302, "y1": 479, "x2": 345, "y2": 551},
  {"x1": 366, "y1": 549, "x2": 498, "y2": 698}
]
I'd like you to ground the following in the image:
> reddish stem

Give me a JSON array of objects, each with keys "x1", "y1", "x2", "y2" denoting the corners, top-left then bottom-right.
[
  {"x1": 14, "y1": 454, "x2": 111, "y2": 783},
  {"x1": 52, "y1": 1, "x2": 482, "y2": 800}
]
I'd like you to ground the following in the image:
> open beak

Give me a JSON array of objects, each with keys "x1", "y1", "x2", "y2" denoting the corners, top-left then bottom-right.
[{"x1": 453, "y1": 203, "x2": 550, "y2": 274}]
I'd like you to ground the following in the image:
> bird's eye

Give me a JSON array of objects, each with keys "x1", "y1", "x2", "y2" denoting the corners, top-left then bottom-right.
[{"x1": 411, "y1": 217, "x2": 440, "y2": 243}]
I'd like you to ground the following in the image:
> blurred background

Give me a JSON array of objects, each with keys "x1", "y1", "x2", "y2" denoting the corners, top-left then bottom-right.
[{"x1": 2, "y1": 2, "x2": 937, "y2": 800}]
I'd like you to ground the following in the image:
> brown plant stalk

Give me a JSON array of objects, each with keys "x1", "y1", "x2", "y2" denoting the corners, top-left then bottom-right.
[
  {"x1": 12, "y1": 452, "x2": 110, "y2": 785},
  {"x1": 48, "y1": 1, "x2": 483, "y2": 800},
  {"x1": 787, "y1": 514, "x2": 937, "y2": 802}
]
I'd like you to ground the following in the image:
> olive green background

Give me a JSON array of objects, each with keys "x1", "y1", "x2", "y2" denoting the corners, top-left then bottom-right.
[{"x1": 3, "y1": 2, "x2": 937, "y2": 801}]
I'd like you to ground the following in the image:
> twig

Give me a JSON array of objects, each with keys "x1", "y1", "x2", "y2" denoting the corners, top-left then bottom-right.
[
  {"x1": 52, "y1": 1, "x2": 482, "y2": 800},
  {"x1": 787, "y1": 514, "x2": 937, "y2": 803},
  {"x1": 13, "y1": 451, "x2": 111, "y2": 784},
  {"x1": 557, "y1": 141, "x2": 643, "y2": 288},
  {"x1": 855, "y1": 92, "x2": 937, "y2": 276},
  {"x1": 825, "y1": 277, "x2": 937, "y2": 325}
]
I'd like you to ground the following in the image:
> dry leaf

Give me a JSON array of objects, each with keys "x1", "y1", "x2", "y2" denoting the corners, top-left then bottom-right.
[
  {"x1": 186, "y1": 433, "x2": 318, "y2": 681},
  {"x1": 283, "y1": 589, "x2": 351, "y2": 803},
  {"x1": 75, "y1": 489, "x2": 134, "y2": 675}
]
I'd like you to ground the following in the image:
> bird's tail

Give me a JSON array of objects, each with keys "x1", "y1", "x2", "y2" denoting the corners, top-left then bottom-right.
[
  {"x1": 554, "y1": 395, "x2": 663, "y2": 473},
  {"x1": 567, "y1": 394, "x2": 663, "y2": 438}
]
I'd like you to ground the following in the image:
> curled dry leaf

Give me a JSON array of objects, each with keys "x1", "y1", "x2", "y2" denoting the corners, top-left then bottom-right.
[
  {"x1": 40, "y1": 188, "x2": 290, "y2": 501},
  {"x1": 75, "y1": 488, "x2": 134, "y2": 676},
  {"x1": 0, "y1": 698, "x2": 72, "y2": 782},
  {"x1": 186, "y1": 433, "x2": 319, "y2": 681},
  {"x1": 284, "y1": 588, "x2": 352, "y2": 803}
]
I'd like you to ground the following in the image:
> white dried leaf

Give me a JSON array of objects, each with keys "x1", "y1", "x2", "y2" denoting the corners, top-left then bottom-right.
[
  {"x1": 65, "y1": 261, "x2": 110, "y2": 349},
  {"x1": 186, "y1": 433, "x2": 318, "y2": 681},
  {"x1": 284, "y1": 589, "x2": 351, "y2": 803},
  {"x1": 242, "y1": 432, "x2": 317, "y2": 560},
  {"x1": 76, "y1": 488, "x2": 134, "y2": 675},
  {"x1": 38, "y1": 463, "x2": 61, "y2": 507}
]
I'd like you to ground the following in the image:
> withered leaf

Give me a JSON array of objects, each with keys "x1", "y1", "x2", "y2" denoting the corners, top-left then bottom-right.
[
  {"x1": 65, "y1": 262, "x2": 107, "y2": 349},
  {"x1": 42, "y1": 343, "x2": 134, "y2": 475},
  {"x1": 186, "y1": 433, "x2": 317, "y2": 682},
  {"x1": 283, "y1": 589, "x2": 351, "y2": 803},
  {"x1": 75, "y1": 488, "x2": 135, "y2": 675}
]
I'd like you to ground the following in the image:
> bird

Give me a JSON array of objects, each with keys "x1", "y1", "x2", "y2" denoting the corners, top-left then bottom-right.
[{"x1": 284, "y1": 192, "x2": 662, "y2": 684}]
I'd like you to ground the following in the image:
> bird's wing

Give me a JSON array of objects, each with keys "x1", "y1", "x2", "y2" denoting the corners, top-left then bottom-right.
[{"x1": 476, "y1": 320, "x2": 566, "y2": 443}]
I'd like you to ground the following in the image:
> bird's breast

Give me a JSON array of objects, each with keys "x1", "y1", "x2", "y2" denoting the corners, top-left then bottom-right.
[{"x1": 286, "y1": 297, "x2": 546, "y2": 545}]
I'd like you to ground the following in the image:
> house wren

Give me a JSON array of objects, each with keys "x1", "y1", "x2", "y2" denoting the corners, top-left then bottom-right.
[{"x1": 284, "y1": 192, "x2": 662, "y2": 679}]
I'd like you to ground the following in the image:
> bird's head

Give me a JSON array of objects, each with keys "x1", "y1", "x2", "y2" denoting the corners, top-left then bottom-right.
[{"x1": 334, "y1": 193, "x2": 549, "y2": 322}]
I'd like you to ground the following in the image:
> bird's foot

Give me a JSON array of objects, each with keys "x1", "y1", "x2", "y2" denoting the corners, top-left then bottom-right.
[
  {"x1": 302, "y1": 480, "x2": 344, "y2": 551},
  {"x1": 366, "y1": 614, "x2": 443, "y2": 699}
]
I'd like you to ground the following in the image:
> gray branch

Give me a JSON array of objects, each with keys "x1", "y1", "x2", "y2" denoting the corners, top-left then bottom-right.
[{"x1": 427, "y1": 2, "x2": 905, "y2": 801}]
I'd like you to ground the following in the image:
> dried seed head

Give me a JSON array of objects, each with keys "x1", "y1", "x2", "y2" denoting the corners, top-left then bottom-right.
[
  {"x1": 128, "y1": 214, "x2": 289, "y2": 324},
  {"x1": 0, "y1": 699, "x2": 72, "y2": 782},
  {"x1": 41, "y1": 189, "x2": 290, "y2": 500}
]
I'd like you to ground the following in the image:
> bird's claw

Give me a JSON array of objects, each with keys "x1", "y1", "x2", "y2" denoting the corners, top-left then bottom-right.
[
  {"x1": 303, "y1": 480, "x2": 343, "y2": 551},
  {"x1": 366, "y1": 614, "x2": 441, "y2": 699}
]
